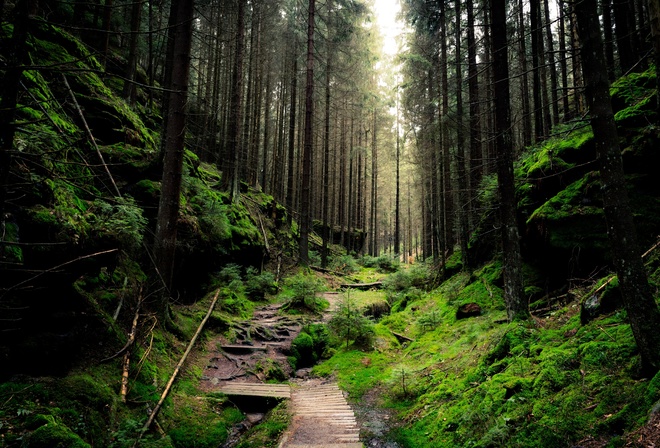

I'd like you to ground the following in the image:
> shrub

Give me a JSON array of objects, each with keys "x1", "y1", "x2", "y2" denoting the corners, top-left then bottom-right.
[
  {"x1": 280, "y1": 272, "x2": 326, "y2": 313},
  {"x1": 383, "y1": 270, "x2": 412, "y2": 292},
  {"x1": 328, "y1": 293, "x2": 375, "y2": 349},
  {"x1": 329, "y1": 255, "x2": 358, "y2": 274},
  {"x1": 358, "y1": 255, "x2": 379, "y2": 268},
  {"x1": 376, "y1": 255, "x2": 399, "y2": 273},
  {"x1": 244, "y1": 266, "x2": 277, "y2": 300},
  {"x1": 218, "y1": 263, "x2": 242, "y2": 284},
  {"x1": 290, "y1": 324, "x2": 331, "y2": 369}
]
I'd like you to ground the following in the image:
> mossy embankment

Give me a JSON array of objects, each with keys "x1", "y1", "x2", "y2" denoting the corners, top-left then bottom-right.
[
  {"x1": 314, "y1": 258, "x2": 660, "y2": 447},
  {"x1": 0, "y1": 22, "x2": 298, "y2": 448}
]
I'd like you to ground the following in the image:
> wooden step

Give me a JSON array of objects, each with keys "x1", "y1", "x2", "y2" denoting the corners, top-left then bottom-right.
[
  {"x1": 218, "y1": 382, "x2": 290, "y2": 398},
  {"x1": 220, "y1": 344, "x2": 268, "y2": 353}
]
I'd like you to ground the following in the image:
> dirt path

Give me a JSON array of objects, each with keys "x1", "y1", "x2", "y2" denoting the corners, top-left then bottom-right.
[
  {"x1": 200, "y1": 291, "x2": 365, "y2": 447},
  {"x1": 200, "y1": 303, "x2": 303, "y2": 390}
]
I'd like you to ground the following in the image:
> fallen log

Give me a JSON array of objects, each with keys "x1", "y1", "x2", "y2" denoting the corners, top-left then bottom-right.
[
  {"x1": 340, "y1": 281, "x2": 383, "y2": 290},
  {"x1": 138, "y1": 289, "x2": 221, "y2": 439},
  {"x1": 392, "y1": 331, "x2": 414, "y2": 343}
]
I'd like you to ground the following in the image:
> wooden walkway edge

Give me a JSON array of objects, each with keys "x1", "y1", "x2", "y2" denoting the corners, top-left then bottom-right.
[
  {"x1": 278, "y1": 383, "x2": 362, "y2": 448},
  {"x1": 218, "y1": 382, "x2": 291, "y2": 399}
]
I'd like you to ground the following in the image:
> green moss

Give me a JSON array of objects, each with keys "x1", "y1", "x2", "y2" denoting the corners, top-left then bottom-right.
[
  {"x1": 23, "y1": 421, "x2": 91, "y2": 448},
  {"x1": 528, "y1": 172, "x2": 602, "y2": 223},
  {"x1": 235, "y1": 402, "x2": 290, "y2": 448}
]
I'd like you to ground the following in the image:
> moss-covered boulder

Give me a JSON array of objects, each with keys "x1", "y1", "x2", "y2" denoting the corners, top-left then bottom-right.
[{"x1": 22, "y1": 421, "x2": 90, "y2": 448}]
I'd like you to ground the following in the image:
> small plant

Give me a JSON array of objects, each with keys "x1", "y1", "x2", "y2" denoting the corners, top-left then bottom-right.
[
  {"x1": 329, "y1": 254, "x2": 358, "y2": 274},
  {"x1": 90, "y1": 196, "x2": 147, "y2": 253},
  {"x1": 328, "y1": 290, "x2": 374, "y2": 349},
  {"x1": 376, "y1": 255, "x2": 399, "y2": 273},
  {"x1": 280, "y1": 272, "x2": 326, "y2": 313},
  {"x1": 244, "y1": 266, "x2": 277, "y2": 300},
  {"x1": 218, "y1": 263, "x2": 243, "y2": 284},
  {"x1": 290, "y1": 324, "x2": 331, "y2": 368},
  {"x1": 387, "y1": 365, "x2": 419, "y2": 399}
]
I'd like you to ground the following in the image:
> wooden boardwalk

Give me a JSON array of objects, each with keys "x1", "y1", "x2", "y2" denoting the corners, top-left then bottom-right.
[
  {"x1": 278, "y1": 383, "x2": 362, "y2": 448},
  {"x1": 218, "y1": 382, "x2": 291, "y2": 398}
]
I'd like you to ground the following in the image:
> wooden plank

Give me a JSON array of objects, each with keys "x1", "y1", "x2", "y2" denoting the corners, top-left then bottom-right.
[
  {"x1": 220, "y1": 344, "x2": 268, "y2": 353},
  {"x1": 339, "y1": 281, "x2": 382, "y2": 290},
  {"x1": 219, "y1": 383, "x2": 291, "y2": 398}
]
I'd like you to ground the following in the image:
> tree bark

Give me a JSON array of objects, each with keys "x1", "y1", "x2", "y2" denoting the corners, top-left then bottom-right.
[
  {"x1": 153, "y1": 0, "x2": 194, "y2": 319},
  {"x1": 299, "y1": 0, "x2": 316, "y2": 266},
  {"x1": 575, "y1": 0, "x2": 660, "y2": 375},
  {"x1": 0, "y1": 0, "x2": 37, "y2": 231},
  {"x1": 491, "y1": 0, "x2": 528, "y2": 322},
  {"x1": 123, "y1": 0, "x2": 143, "y2": 104},
  {"x1": 455, "y1": 0, "x2": 470, "y2": 270},
  {"x1": 648, "y1": 0, "x2": 660, "y2": 119},
  {"x1": 224, "y1": 0, "x2": 246, "y2": 202}
]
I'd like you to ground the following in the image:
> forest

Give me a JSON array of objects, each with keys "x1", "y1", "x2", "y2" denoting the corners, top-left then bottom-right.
[{"x1": 3, "y1": 0, "x2": 660, "y2": 446}]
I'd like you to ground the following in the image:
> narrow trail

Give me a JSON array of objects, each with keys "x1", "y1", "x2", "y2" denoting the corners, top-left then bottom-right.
[
  {"x1": 200, "y1": 291, "x2": 363, "y2": 447},
  {"x1": 278, "y1": 381, "x2": 361, "y2": 448}
]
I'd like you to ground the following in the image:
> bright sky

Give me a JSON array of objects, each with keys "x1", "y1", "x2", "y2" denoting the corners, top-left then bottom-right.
[{"x1": 372, "y1": 0, "x2": 404, "y2": 56}]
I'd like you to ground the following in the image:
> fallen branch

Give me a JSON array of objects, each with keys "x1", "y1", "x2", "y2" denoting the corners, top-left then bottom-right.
[
  {"x1": 340, "y1": 281, "x2": 383, "y2": 290},
  {"x1": 62, "y1": 74, "x2": 121, "y2": 197},
  {"x1": 392, "y1": 331, "x2": 414, "y2": 343},
  {"x1": 102, "y1": 291, "x2": 142, "y2": 363},
  {"x1": 584, "y1": 237, "x2": 660, "y2": 301},
  {"x1": 120, "y1": 291, "x2": 143, "y2": 403},
  {"x1": 1, "y1": 249, "x2": 119, "y2": 300},
  {"x1": 138, "y1": 289, "x2": 221, "y2": 438}
]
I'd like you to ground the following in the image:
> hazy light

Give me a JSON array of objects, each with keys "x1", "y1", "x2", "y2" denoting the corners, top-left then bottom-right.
[{"x1": 373, "y1": 0, "x2": 404, "y2": 56}]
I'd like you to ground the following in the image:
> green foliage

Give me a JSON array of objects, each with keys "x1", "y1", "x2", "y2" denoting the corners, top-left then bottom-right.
[
  {"x1": 328, "y1": 291, "x2": 375, "y2": 349},
  {"x1": 89, "y1": 197, "x2": 147, "y2": 252},
  {"x1": 375, "y1": 254, "x2": 399, "y2": 273},
  {"x1": 280, "y1": 272, "x2": 327, "y2": 313},
  {"x1": 290, "y1": 323, "x2": 330, "y2": 369},
  {"x1": 22, "y1": 420, "x2": 91, "y2": 448},
  {"x1": 328, "y1": 254, "x2": 359, "y2": 274},
  {"x1": 1, "y1": 221, "x2": 23, "y2": 262},
  {"x1": 234, "y1": 402, "x2": 289, "y2": 448},
  {"x1": 244, "y1": 266, "x2": 278, "y2": 300}
]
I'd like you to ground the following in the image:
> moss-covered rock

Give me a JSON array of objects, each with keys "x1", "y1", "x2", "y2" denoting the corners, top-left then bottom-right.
[{"x1": 22, "y1": 421, "x2": 90, "y2": 448}]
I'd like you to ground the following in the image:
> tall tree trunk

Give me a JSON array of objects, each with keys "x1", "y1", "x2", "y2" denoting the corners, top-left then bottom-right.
[
  {"x1": 558, "y1": 0, "x2": 572, "y2": 118},
  {"x1": 648, "y1": 0, "x2": 660, "y2": 119},
  {"x1": 531, "y1": 0, "x2": 545, "y2": 141},
  {"x1": 261, "y1": 67, "x2": 272, "y2": 191},
  {"x1": 286, "y1": 43, "x2": 298, "y2": 225},
  {"x1": 603, "y1": 0, "x2": 616, "y2": 79},
  {"x1": 613, "y1": 0, "x2": 636, "y2": 73},
  {"x1": 394, "y1": 96, "x2": 401, "y2": 257},
  {"x1": 440, "y1": 0, "x2": 453, "y2": 257},
  {"x1": 123, "y1": 0, "x2": 143, "y2": 104},
  {"x1": 575, "y1": 0, "x2": 660, "y2": 376},
  {"x1": 491, "y1": 0, "x2": 528, "y2": 322},
  {"x1": 153, "y1": 0, "x2": 194, "y2": 320},
  {"x1": 371, "y1": 109, "x2": 378, "y2": 257},
  {"x1": 225, "y1": 0, "x2": 246, "y2": 202},
  {"x1": 299, "y1": 0, "x2": 315, "y2": 265},
  {"x1": 518, "y1": 0, "x2": 532, "y2": 146},
  {"x1": 101, "y1": 0, "x2": 113, "y2": 67},
  {"x1": 455, "y1": 0, "x2": 470, "y2": 270},
  {"x1": 544, "y1": 0, "x2": 560, "y2": 126},
  {"x1": 0, "y1": 0, "x2": 38, "y2": 231},
  {"x1": 322, "y1": 1, "x2": 332, "y2": 267},
  {"x1": 467, "y1": 0, "x2": 482, "y2": 228}
]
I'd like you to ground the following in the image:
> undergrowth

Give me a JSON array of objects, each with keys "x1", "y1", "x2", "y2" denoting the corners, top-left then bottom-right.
[{"x1": 315, "y1": 263, "x2": 660, "y2": 447}]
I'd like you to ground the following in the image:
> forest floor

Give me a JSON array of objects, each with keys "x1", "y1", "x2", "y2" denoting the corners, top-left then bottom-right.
[{"x1": 198, "y1": 290, "x2": 381, "y2": 447}]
